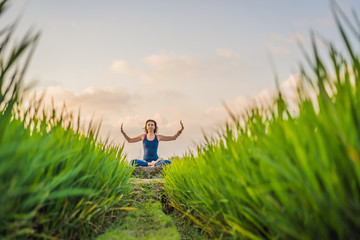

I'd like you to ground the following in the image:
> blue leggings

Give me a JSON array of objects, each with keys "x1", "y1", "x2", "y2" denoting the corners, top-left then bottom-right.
[{"x1": 131, "y1": 159, "x2": 171, "y2": 167}]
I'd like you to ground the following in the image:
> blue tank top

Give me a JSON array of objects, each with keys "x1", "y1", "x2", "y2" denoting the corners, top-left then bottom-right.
[{"x1": 143, "y1": 134, "x2": 159, "y2": 162}]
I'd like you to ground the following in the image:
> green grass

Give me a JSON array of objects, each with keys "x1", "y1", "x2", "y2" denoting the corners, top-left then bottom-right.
[
  {"x1": 0, "y1": 1, "x2": 134, "y2": 238},
  {"x1": 96, "y1": 202, "x2": 179, "y2": 240},
  {"x1": 164, "y1": 3, "x2": 360, "y2": 240},
  {"x1": 95, "y1": 179, "x2": 180, "y2": 240},
  {"x1": 169, "y1": 209, "x2": 209, "y2": 240}
]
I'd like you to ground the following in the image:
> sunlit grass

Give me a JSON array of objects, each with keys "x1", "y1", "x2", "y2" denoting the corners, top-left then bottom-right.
[
  {"x1": 164, "y1": 3, "x2": 360, "y2": 239},
  {"x1": 0, "y1": 1, "x2": 133, "y2": 238}
]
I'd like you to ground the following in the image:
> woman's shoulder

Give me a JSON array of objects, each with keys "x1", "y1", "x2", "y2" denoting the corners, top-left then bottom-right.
[{"x1": 140, "y1": 133, "x2": 146, "y2": 141}]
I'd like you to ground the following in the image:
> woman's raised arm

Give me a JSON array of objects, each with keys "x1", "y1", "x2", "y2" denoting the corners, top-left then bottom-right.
[
  {"x1": 157, "y1": 120, "x2": 184, "y2": 142},
  {"x1": 121, "y1": 123, "x2": 144, "y2": 143}
]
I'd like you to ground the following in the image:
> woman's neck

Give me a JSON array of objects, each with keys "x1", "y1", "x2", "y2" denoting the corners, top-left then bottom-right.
[{"x1": 147, "y1": 132, "x2": 155, "y2": 136}]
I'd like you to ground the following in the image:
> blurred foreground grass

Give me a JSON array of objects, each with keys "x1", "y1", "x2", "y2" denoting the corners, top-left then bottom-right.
[
  {"x1": 0, "y1": 1, "x2": 133, "y2": 239},
  {"x1": 164, "y1": 2, "x2": 360, "y2": 240}
]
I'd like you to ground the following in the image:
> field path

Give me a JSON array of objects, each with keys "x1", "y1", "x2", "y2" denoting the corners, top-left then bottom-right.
[{"x1": 95, "y1": 167, "x2": 181, "y2": 240}]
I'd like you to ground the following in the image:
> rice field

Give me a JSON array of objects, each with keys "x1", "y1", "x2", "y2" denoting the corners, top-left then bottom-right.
[
  {"x1": 2, "y1": 0, "x2": 360, "y2": 239},
  {"x1": 163, "y1": 3, "x2": 360, "y2": 240}
]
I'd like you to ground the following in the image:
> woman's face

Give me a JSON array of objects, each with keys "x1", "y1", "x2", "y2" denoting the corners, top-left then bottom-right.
[{"x1": 146, "y1": 121, "x2": 155, "y2": 133}]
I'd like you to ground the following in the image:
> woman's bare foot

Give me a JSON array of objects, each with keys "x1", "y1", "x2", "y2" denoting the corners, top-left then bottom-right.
[
  {"x1": 148, "y1": 161, "x2": 156, "y2": 167},
  {"x1": 147, "y1": 159, "x2": 161, "y2": 167}
]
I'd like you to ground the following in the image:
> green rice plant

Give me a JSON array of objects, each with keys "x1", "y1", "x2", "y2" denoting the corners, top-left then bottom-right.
[
  {"x1": 1, "y1": 103, "x2": 134, "y2": 239},
  {"x1": 164, "y1": 2, "x2": 360, "y2": 240},
  {"x1": 0, "y1": 1, "x2": 133, "y2": 238}
]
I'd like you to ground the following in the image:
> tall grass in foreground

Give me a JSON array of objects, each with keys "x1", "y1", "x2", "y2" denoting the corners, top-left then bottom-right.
[
  {"x1": 164, "y1": 4, "x2": 360, "y2": 240},
  {"x1": 0, "y1": 1, "x2": 133, "y2": 238}
]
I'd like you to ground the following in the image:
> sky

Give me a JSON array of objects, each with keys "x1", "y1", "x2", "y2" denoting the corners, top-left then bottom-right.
[{"x1": 3, "y1": 0, "x2": 360, "y2": 161}]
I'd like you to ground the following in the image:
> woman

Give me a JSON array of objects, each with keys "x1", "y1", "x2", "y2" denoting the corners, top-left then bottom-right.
[{"x1": 121, "y1": 119, "x2": 184, "y2": 167}]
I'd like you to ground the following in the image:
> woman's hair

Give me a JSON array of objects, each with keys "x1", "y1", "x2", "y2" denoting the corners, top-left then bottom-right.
[{"x1": 144, "y1": 119, "x2": 158, "y2": 133}]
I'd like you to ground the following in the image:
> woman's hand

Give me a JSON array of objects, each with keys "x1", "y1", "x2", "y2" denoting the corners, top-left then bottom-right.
[
  {"x1": 176, "y1": 120, "x2": 184, "y2": 136},
  {"x1": 179, "y1": 120, "x2": 184, "y2": 132},
  {"x1": 121, "y1": 123, "x2": 127, "y2": 137}
]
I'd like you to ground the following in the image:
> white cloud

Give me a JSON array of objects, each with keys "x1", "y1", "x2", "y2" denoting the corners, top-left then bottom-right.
[
  {"x1": 142, "y1": 54, "x2": 206, "y2": 83},
  {"x1": 110, "y1": 55, "x2": 206, "y2": 83},
  {"x1": 203, "y1": 74, "x2": 304, "y2": 125},
  {"x1": 110, "y1": 60, "x2": 136, "y2": 75},
  {"x1": 23, "y1": 86, "x2": 137, "y2": 126},
  {"x1": 216, "y1": 48, "x2": 233, "y2": 58},
  {"x1": 216, "y1": 48, "x2": 242, "y2": 67},
  {"x1": 280, "y1": 74, "x2": 301, "y2": 101},
  {"x1": 110, "y1": 49, "x2": 244, "y2": 84}
]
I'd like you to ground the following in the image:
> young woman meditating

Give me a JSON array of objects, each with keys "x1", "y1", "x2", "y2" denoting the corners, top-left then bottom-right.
[{"x1": 121, "y1": 119, "x2": 184, "y2": 167}]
